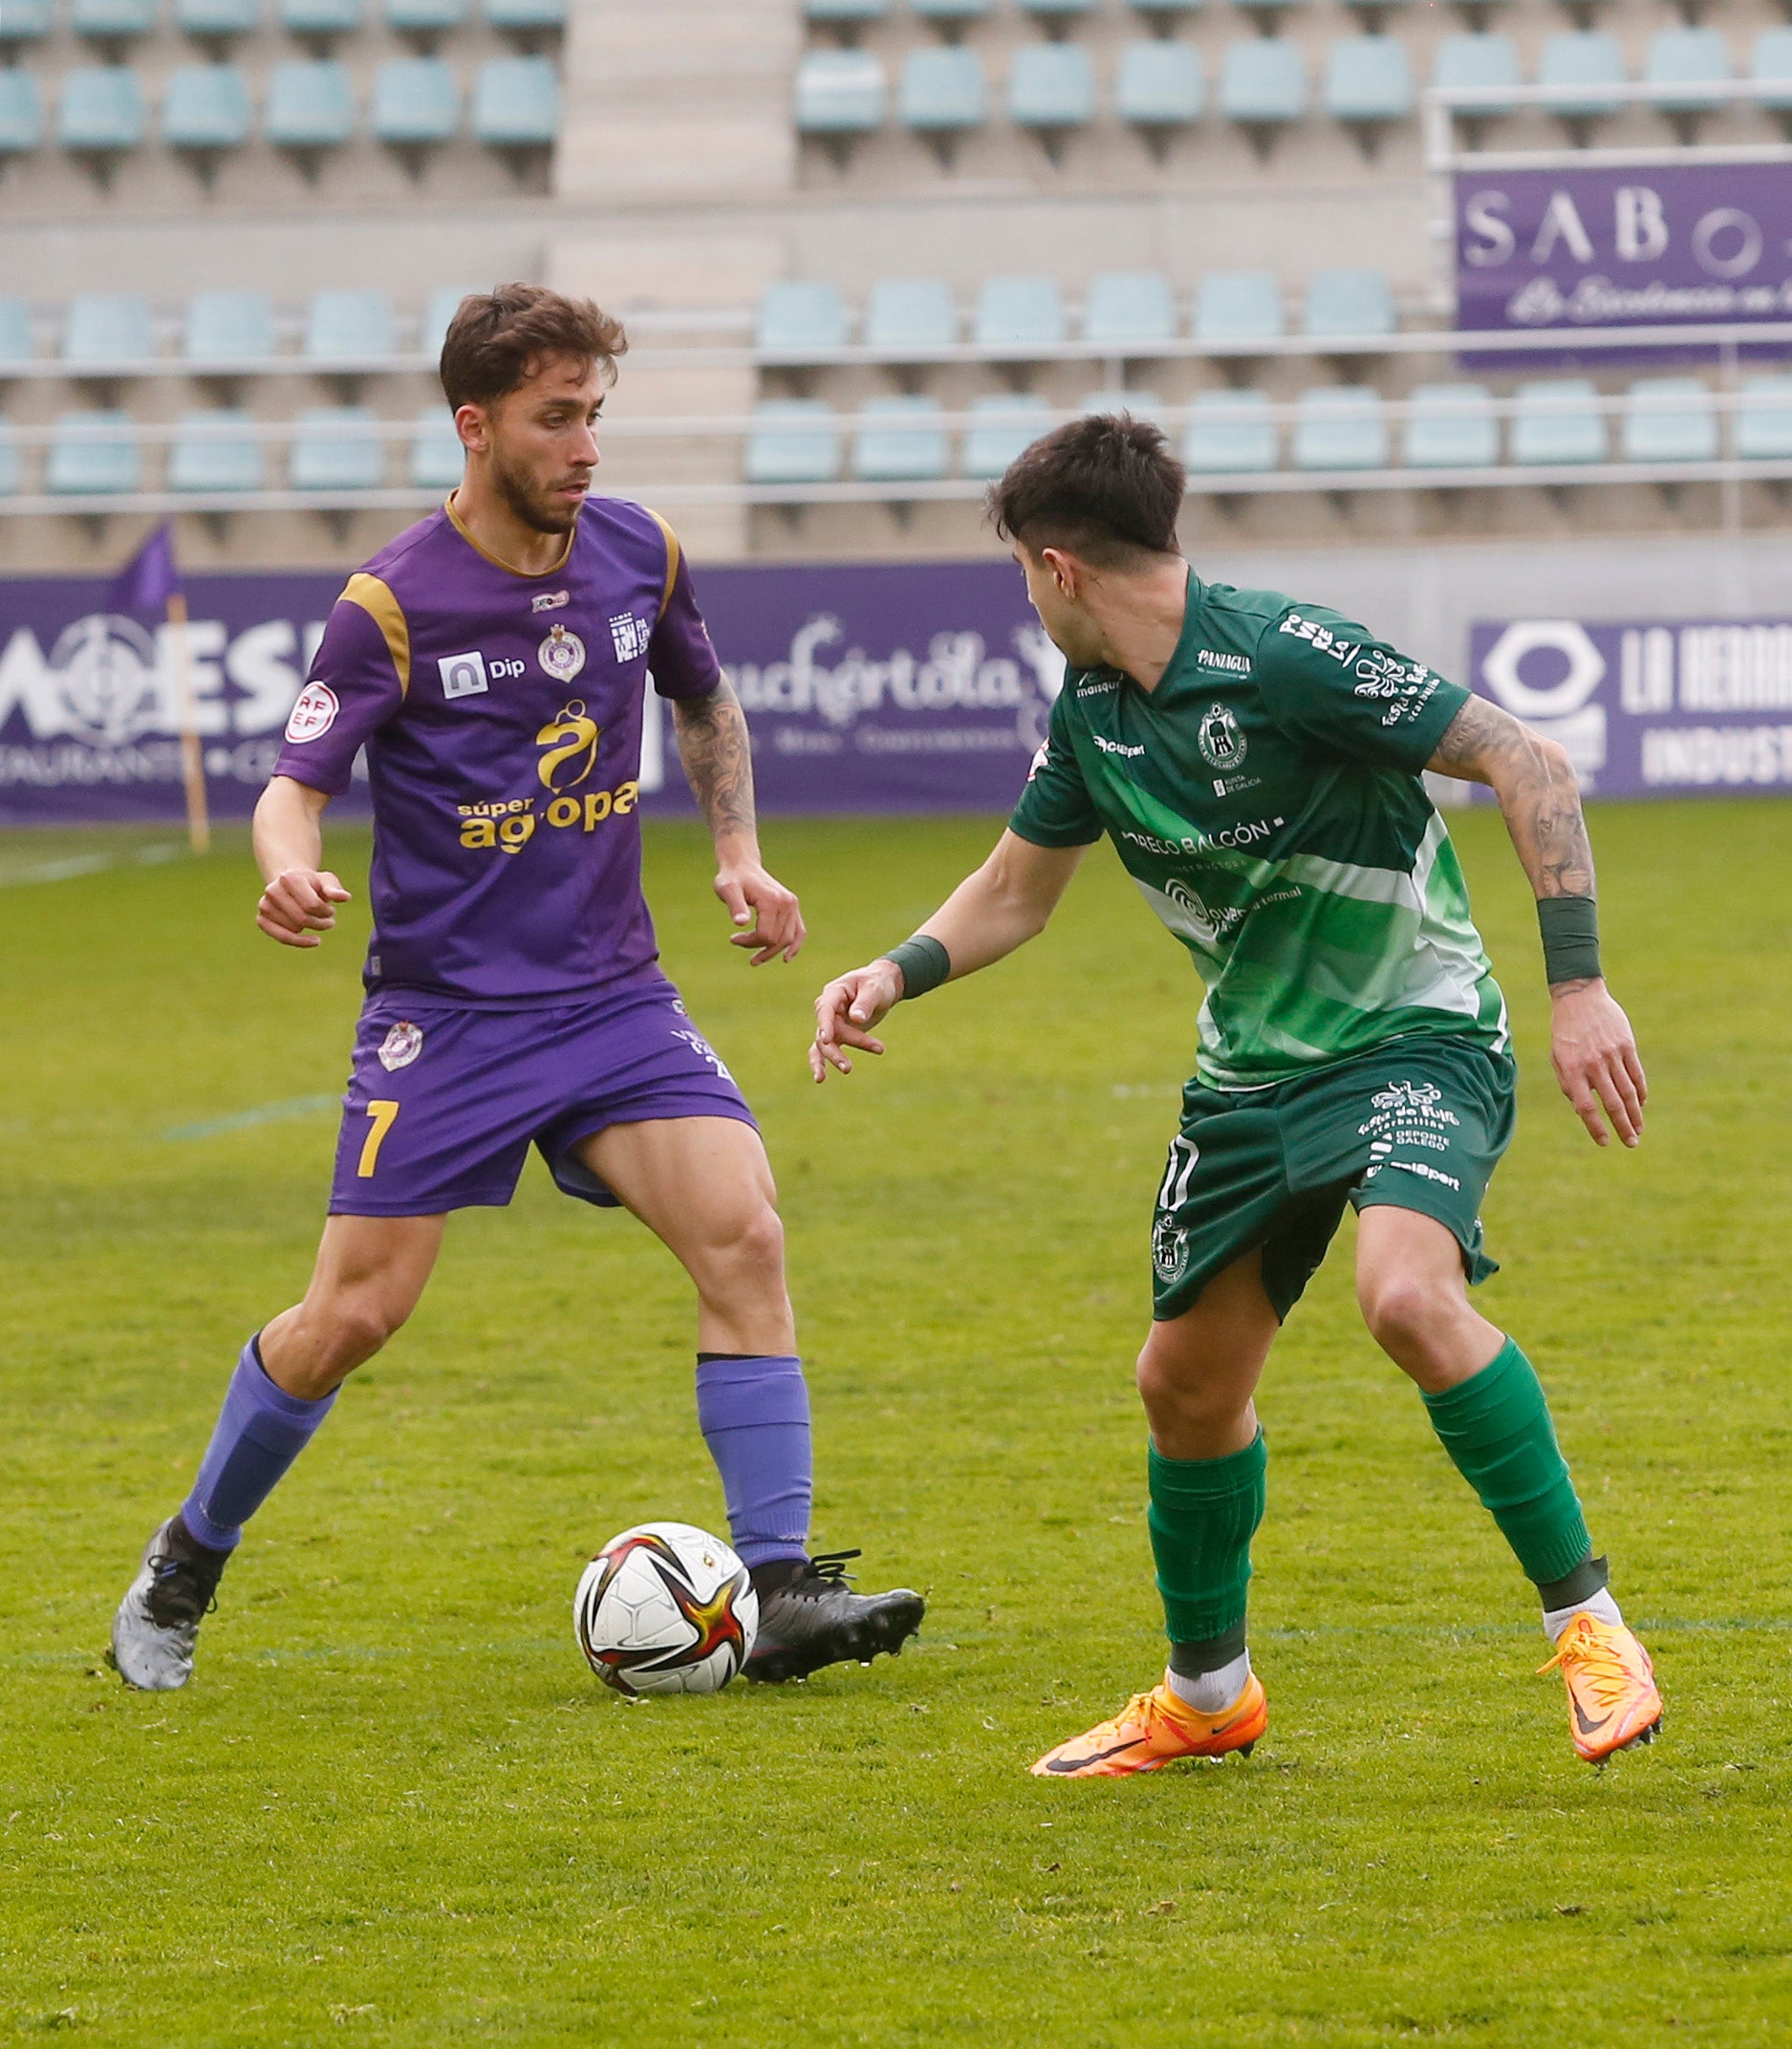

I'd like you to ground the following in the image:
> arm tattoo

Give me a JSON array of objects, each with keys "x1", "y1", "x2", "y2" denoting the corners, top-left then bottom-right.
[
  {"x1": 671, "y1": 679, "x2": 757, "y2": 848},
  {"x1": 1430, "y1": 696, "x2": 1596, "y2": 898}
]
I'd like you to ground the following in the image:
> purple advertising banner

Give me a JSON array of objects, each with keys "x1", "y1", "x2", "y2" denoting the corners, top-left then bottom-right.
[
  {"x1": 1455, "y1": 162, "x2": 1792, "y2": 361},
  {"x1": 0, "y1": 557, "x2": 1061, "y2": 826},
  {"x1": 1468, "y1": 615, "x2": 1792, "y2": 796}
]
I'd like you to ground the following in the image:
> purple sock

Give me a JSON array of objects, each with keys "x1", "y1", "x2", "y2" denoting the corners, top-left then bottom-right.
[
  {"x1": 695, "y1": 1353, "x2": 812, "y2": 1569},
  {"x1": 180, "y1": 1335, "x2": 336, "y2": 1553}
]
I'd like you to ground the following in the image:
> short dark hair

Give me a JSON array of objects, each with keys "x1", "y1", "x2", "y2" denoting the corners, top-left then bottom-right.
[
  {"x1": 987, "y1": 411, "x2": 1184, "y2": 567},
  {"x1": 439, "y1": 284, "x2": 628, "y2": 411}
]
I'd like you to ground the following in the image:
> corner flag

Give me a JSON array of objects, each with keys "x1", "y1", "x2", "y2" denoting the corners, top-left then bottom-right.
[{"x1": 113, "y1": 524, "x2": 210, "y2": 855}]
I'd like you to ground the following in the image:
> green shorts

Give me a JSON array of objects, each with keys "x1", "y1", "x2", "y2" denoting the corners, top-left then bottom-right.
[{"x1": 1150, "y1": 1035, "x2": 1518, "y2": 1324}]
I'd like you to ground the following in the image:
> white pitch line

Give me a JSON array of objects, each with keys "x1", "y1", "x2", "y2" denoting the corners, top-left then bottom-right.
[
  {"x1": 162, "y1": 1094, "x2": 341, "y2": 1142},
  {"x1": 0, "y1": 843, "x2": 185, "y2": 890}
]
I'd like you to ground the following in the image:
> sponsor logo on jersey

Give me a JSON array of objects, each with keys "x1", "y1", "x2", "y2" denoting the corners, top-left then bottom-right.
[
  {"x1": 673, "y1": 1027, "x2": 736, "y2": 1085},
  {"x1": 377, "y1": 1021, "x2": 423, "y2": 1071},
  {"x1": 610, "y1": 613, "x2": 651, "y2": 662},
  {"x1": 1372, "y1": 1079, "x2": 1442, "y2": 1113},
  {"x1": 538, "y1": 623, "x2": 587, "y2": 682},
  {"x1": 1093, "y1": 734, "x2": 1146, "y2": 758},
  {"x1": 1075, "y1": 672, "x2": 1120, "y2": 697},
  {"x1": 1197, "y1": 702, "x2": 1247, "y2": 770},
  {"x1": 1212, "y1": 772, "x2": 1262, "y2": 797},
  {"x1": 535, "y1": 700, "x2": 601, "y2": 791},
  {"x1": 1279, "y1": 611, "x2": 1361, "y2": 668},
  {"x1": 531, "y1": 588, "x2": 571, "y2": 614},
  {"x1": 438, "y1": 651, "x2": 489, "y2": 701},
  {"x1": 1197, "y1": 649, "x2": 1252, "y2": 675},
  {"x1": 284, "y1": 680, "x2": 338, "y2": 744},
  {"x1": 1026, "y1": 742, "x2": 1050, "y2": 783}
]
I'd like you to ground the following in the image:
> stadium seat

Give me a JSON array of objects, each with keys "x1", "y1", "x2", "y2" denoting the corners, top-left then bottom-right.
[
  {"x1": 1622, "y1": 377, "x2": 1717, "y2": 464},
  {"x1": 744, "y1": 399, "x2": 842, "y2": 485},
  {"x1": 290, "y1": 406, "x2": 383, "y2": 490},
  {"x1": 1080, "y1": 388, "x2": 1164, "y2": 423},
  {"x1": 47, "y1": 411, "x2": 140, "y2": 495},
  {"x1": 756, "y1": 281, "x2": 850, "y2": 356},
  {"x1": 1008, "y1": 42, "x2": 1096, "y2": 135},
  {"x1": 0, "y1": 298, "x2": 33, "y2": 365},
  {"x1": 1220, "y1": 39, "x2": 1307, "y2": 134},
  {"x1": 265, "y1": 60, "x2": 355, "y2": 149},
  {"x1": 973, "y1": 274, "x2": 1066, "y2": 353},
  {"x1": 162, "y1": 64, "x2": 253, "y2": 153},
  {"x1": 1735, "y1": 376, "x2": 1792, "y2": 460},
  {"x1": 913, "y1": 0, "x2": 990, "y2": 28},
  {"x1": 1431, "y1": 33, "x2": 1521, "y2": 119},
  {"x1": 852, "y1": 396, "x2": 949, "y2": 484},
  {"x1": 1326, "y1": 35, "x2": 1413, "y2": 129},
  {"x1": 1644, "y1": 26, "x2": 1729, "y2": 112},
  {"x1": 63, "y1": 292, "x2": 155, "y2": 365},
  {"x1": 1304, "y1": 268, "x2": 1394, "y2": 341},
  {"x1": 472, "y1": 55, "x2": 558, "y2": 145},
  {"x1": 1194, "y1": 271, "x2": 1285, "y2": 347},
  {"x1": 71, "y1": 0, "x2": 156, "y2": 44},
  {"x1": 373, "y1": 57, "x2": 462, "y2": 145},
  {"x1": 385, "y1": 0, "x2": 469, "y2": 38},
  {"x1": 57, "y1": 67, "x2": 148, "y2": 154},
  {"x1": 1750, "y1": 29, "x2": 1792, "y2": 117},
  {"x1": 1538, "y1": 32, "x2": 1625, "y2": 121},
  {"x1": 898, "y1": 47, "x2": 987, "y2": 137},
  {"x1": 175, "y1": 0, "x2": 261, "y2": 39},
  {"x1": 1131, "y1": 0, "x2": 1202, "y2": 22},
  {"x1": 184, "y1": 290, "x2": 275, "y2": 364},
  {"x1": 169, "y1": 410, "x2": 265, "y2": 493},
  {"x1": 0, "y1": 0, "x2": 52, "y2": 51},
  {"x1": 484, "y1": 0, "x2": 567, "y2": 36},
  {"x1": 1292, "y1": 385, "x2": 1388, "y2": 470},
  {"x1": 410, "y1": 408, "x2": 464, "y2": 489},
  {"x1": 281, "y1": 0, "x2": 363, "y2": 38},
  {"x1": 864, "y1": 277, "x2": 957, "y2": 353},
  {"x1": 1020, "y1": 0, "x2": 1096, "y2": 25},
  {"x1": 0, "y1": 72, "x2": 44, "y2": 156},
  {"x1": 804, "y1": 0, "x2": 890, "y2": 23},
  {"x1": 1084, "y1": 271, "x2": 1177, "y2": 350},
  {"x1": 1401, "y1": 382, "x2": 1498, "y2": 469},
  {"x1": 794, "y1": 50, "x2": 887, "y2": 134},
  {"x1": 1511, "y1": 379, "x2": 1607, "y2": 465},
  {"x1": 0, "y1": 423, "x2": 17, "y2": 499},
  {"x1": 1182, "y1": 390, "x2": 1277, "y2": 474},
  {"x1": 1115, "y1": 39, "x2": 1204, "y2": 131},
  {"x1": 961, "y1": 393, "x2": 1054, "y2": 479},
  {"x1": 305, "y1": 289, "x2": 397, "y2": 362},
  {"x1": 421, "y1": 284, "x2": 482, "y2": 357}
]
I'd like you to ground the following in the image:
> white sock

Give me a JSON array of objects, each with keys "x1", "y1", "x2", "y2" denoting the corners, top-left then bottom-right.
[
  {"x1": 1543, "y1": 1586, "x2": 1623, "y2": 1643},
  {"x1": 1165, "y1": 1650, "x2": 1252, "y2": 1715}
]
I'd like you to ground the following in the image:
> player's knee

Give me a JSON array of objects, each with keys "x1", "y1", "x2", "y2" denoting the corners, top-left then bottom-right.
[
  {"x1": 318, "y1": 1293, "x2": 408, "y2": 1376},
  {"x1": 1135, "y1": 1342, "x2": 1221, "y2": 1430},
  {"x1": 695, "y1": 1200, "x2": 787, "y2": 1306},
  {"x1": 1357, "y1": 1267, "x2": 1450, "y2": 1362}
]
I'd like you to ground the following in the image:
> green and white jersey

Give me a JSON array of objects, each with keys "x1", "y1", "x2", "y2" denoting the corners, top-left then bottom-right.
[{"x1": 1009, "y1": 572, "x2": 1507, "y2": 1091}]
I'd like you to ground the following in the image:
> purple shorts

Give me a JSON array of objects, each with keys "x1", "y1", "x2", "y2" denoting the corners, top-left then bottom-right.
[{"x1": 328, "y1": 975, "x2": 757, "y2": 1218}]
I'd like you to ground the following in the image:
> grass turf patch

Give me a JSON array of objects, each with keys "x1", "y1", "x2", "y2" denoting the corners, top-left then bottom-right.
[{"x1": 0, "y1": 805, "x2": 1788, "y2": 2045}]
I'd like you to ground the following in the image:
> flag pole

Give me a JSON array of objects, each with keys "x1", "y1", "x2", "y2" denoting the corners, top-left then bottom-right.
[{"x1": 165, "y1": 588, "x2": 211, "y2": 856}]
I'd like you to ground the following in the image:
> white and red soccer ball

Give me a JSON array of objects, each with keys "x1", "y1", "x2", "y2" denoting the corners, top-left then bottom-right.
[{"x1": 574, "y1": 1521, "x2": 758, "y2": 1697}]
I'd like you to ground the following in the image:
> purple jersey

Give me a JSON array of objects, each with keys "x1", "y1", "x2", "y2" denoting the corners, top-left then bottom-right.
[{"x1": 273, "y1": 495, "x2": 722, "y2": 1003}]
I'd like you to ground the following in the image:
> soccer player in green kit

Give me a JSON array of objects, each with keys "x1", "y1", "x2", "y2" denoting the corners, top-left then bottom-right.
[{"x1": 810, "y1": 414, "x2": 1662, "y2": 1775}]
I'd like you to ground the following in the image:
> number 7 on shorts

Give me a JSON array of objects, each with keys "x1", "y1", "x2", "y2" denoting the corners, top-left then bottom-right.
[{"x1": 356, "y1": 1100, "x2": 400, "y2": 1178}]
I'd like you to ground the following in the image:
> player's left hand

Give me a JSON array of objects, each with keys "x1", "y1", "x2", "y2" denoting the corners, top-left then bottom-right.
[
  {"x1": 715, "y1": 861, "x2": 805, "y2": 965},
  {"x1": 1549, "y1": 980, "x2": 1647, "y2": 1149}
]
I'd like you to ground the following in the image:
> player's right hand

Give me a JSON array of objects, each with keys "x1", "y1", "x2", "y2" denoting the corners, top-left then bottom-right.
[
  {"x1": 810, "y1": 960, "x2": 904, "y2": 1082},
  {"x1": 257, "y1": 867, "x2": 352, "y2": 948}
]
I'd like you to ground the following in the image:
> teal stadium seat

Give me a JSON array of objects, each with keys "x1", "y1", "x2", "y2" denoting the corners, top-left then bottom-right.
[
  {"x1": 1645, "y1": 27, "x2": 1729, "y2": 113},
  {"x1": 913, "y1": 0, "x2": 990, "y2": 27},
  {"x1": 794, "y1": 51, "x2": 887, "y2": 133},
  {"x1": 305, "y1": 289, "x2": 396, "y2": 362},
  {"x1": 0, "y1": 298, "x2": 33, "y2": 364},
  {"x1": 184, "y1": 290, "x2": 274, "y2": 363},
  {"x1": 1182, "y1": 391, "x2": 1277, "y2": 474},
  {"x1": 64, "y1": 292, "x2": 154, "y2": 364},
  {"x1": 290, "y1": 406, "x2": 383, "y2": 490},
  {"x1": 472, "y1": 55, "x2": 558, "y2": 144},
  {"x1": 265, "y1": 59, "x2": 355, "y2": 147},
  {"x1": 421, "y1": 285, "x2": 483, "y2": 357},
  {"x1": 756, "y1": 281, "x2": 850, "y2": 356},
  {"x1": 0, "y1": 0, "x2": 52, "y2": 50},
  {"x1": 1195, "y1": 270, "x2": 1285, "y2": 347},
  {"x1": 1220, "y1": 40, "x2": 1307, "y2": 129},
  {"x1": 1235, "y1": 0, "x2": 1307, "y2": 23},
  {"x1": 899, "y1": 47, "x2": 986, "y2": 135},
  {"x1": 385, "y1": 0, "x2": 468, "y2": 36},
  {"x1": 410, "y1": 409, "x2": 464, "y2": 489},
  {"x1": 175, "y1": 0, "x2": 262, "y2": 38},
  {"x1": 1084, "y1": 271, "x2": 1177, "y2": 349},
  {"x1": 1008, "y1": 43, "x2": 1096, "y2": 133},
  {"x1": 974, "y1": 274, "x2": 1066, "y2": 352},
  {"x1": 1750, "y1": 29, "x2": 1792, "y2": 115},
  {"x1": 1304, "y1": 268, "x2": 1394, "y2": 340},
  {"x1": 1621, "y1": 377, "x2": 1717, "y2": 464},
  {"x1": 169, "y1": 410, "x2": 266, "y2": 492},
  {"x1": 1132, "y1": 0, "x2": 1202, "y2": 22},
  {"x1": 1539, "y1": 32, "x2": 1625, "y2": 120},
  {"x1": 1020, "y1": 0, "x2": 1096, "y2": 23},
  {"x1": 744, "y1": 400, "x2": 842, "y2": 485},
  {"x1": 1326, "y1": 35, "x2": 1413, "y2": 124},
  {"x1": 484, "y1": 0, "x2": 566, "y2": 33},
  {"x1": 0, "y1": 422, "x2": 17, "y2": 498},
  {"x1": 961, "y1": 394, "x2": 1054, "y2": 480},
  {"x1": 1292, "y1": 386, "x2": 1388, "y2": 469},
  {"x1": 57, "y1": 67, "x2": 148, "y2": 152},
  {"x1": 864, "y1": 277, "x2": 957, "y2": 353},
  {"x1": 373, "y1": 57, "x2": 461, "y2": 143},
  {"x1": 804, "y1": 0, "x2": 889, "y2": 23},
  {"x1": 852, "y1": 396, "x2": 949, "y2": 484},
  {"x1": 162, "y1": 64, "x2": 252, "y2": 150},
  {"x1": 1432, "y1": 33, "x2": 1521, "y2": 119},
  {"x1": 1080, "y1": 388, "x2": 1164, "y2": 423},
  {"x1": 48, "y1": 411, "x2": 140, "y2": 495},
  {"x1": 1115, "y1": 39, "x2": 1204, "y2": 129},
  {"x1": 1401, "y1": 383, "x2": 1498, "y2": 469},
  {"x1": 281, "y1": 0, "x2": 363, "y2": 36},
  {"x1": 1512, "y1": 379, "x2": 1607, "y2": 465},
  {"x1": 72, "y1": 0, "x2": 157, "y2": 42},
  {"x1": 1736, "y1": 377, "x2": 1792, "y2": 460},
  {"x1": 0, "y1": 72, "x2": 44, "y2": 155}
]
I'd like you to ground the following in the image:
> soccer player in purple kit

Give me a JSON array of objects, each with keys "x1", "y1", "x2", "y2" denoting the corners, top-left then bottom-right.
[{"x1": 110, "y1": 285, "x2": 924, "y2": 1693}]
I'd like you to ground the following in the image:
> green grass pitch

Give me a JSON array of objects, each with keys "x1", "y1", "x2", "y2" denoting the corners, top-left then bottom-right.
[{"x1": 1, "y1": 802, "x2": 1789, "y2": 2045}]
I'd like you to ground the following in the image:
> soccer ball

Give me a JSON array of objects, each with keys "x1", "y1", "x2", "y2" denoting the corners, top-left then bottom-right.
[{"x1": 574, "y1": 1521, "x2": 759, "y2": 1697}]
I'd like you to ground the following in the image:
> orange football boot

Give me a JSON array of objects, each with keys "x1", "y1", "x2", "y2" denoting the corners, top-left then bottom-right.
[
  {"x1": 1030, "y1": 1674, "x2": 1267, "y2": 1779},
  {"x1": 1538, "y1": 1613, "x2": 1663, "y2": 1763}
]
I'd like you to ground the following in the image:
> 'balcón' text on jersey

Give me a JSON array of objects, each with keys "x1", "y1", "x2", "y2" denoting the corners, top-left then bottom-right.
[
  {"x1": 1008, "y1": 572, "x2": 1507, "y2": 1090},
  {"x1": 273, "y1": 496, "x2": 721, "y2": 1003}
]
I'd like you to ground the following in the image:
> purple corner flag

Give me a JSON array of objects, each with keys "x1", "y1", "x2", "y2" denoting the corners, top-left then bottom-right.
[{"x1": 109, "y1": 522, "x2": 180, "y2": 617}]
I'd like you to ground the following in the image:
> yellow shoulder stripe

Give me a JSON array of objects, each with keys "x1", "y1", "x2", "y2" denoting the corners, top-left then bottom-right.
[
  {"x1": 338, "y1": 572, "x2": 411, "y2": 698},
  {"x1": 644, "y1": 507, "x2": 680, "y2": 618}
]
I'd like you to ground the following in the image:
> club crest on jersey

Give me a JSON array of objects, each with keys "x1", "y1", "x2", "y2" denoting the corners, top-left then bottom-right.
[
  {"x1": 284, "y1": 681, "x2": 338, "y2": 744},
  {"x1": 538, "y1": 623, "x2": 587, "y2": 682},
  {"x1": 536, "y1": 699, "x2": 601, "y2": 790},
  {"x1": 1197, "y1": 703, "x2": 1247, "y2": 770},
  {"x1": 378, "y1": 1021, "x2": 423, "y2": 1071},
  {"x1": 531, "y1": 589, "x2": 570, "y2": 614}
]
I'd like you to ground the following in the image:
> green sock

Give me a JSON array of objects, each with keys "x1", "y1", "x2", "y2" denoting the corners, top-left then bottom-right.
[
  {"x1": 1421, "y1": 1337, "x2": 1592, "y2": 1587},
  {"x1": 1147, "y1": 1431, "x2": 1267, "y2": 1645}
]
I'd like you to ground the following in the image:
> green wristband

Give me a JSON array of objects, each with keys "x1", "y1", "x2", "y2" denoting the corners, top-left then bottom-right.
[
  {"x1": 882, "y1": 935, "x2": 950, "y2": 1001},
  {"x1": 1537, "y1": 895, "x2": 1601, "y2": 986}
]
